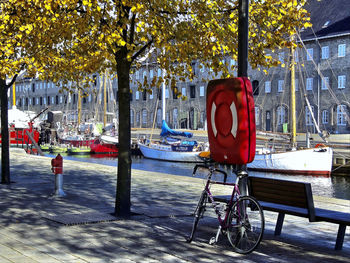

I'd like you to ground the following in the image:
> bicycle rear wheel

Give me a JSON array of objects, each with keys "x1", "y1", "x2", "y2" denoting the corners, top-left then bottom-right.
[
  {"x1": 187, "y1": 190, "x2": 207, "y2": 243},
  {"x1": 227, "y1": 196, "x2": 264, "y2": 254}
]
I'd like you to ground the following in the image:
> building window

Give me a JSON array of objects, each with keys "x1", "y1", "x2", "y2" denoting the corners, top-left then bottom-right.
[
  {"x1": 47, "y1": 96, "x2": 50, "y2": 105},
  {"x1": 60, "y1": 96, "x2": 63, "y2": 104},
  {"x1": 150, "y1": 69, "x2": 153, "y2": 79},
  {"x1": 255, "y1": 107, "x2": 260, "y2": 125},
  {"x1": 56, "y1": 95, "x2": 59, "y2": 105},
  {"x1": 190, "y1": 85, "x2": 196, "y2": 98},
  {"x1": 306, "y1": 48, "x2": 313, "y2": 61},
  {"x1": 295, "y1": 78, "x2": 299, "y2": 91},
  {"x1": 294, "y1": 49, "x2": 299, "y2": 62},
  {"x1": 265, "y1": 81, "x2": 271, "y2": 93},
  {"x1": 130, "y1": 92, "x2": 133, "y2": 101},
  {"x1": 200, "y1": 86, "x2": 205, "y2": 97},
  {"x1": 156, "y1": 108, "x2": 162, "y2": 126},
  {"x1": 182, "y1": 87, "x2": 186, "y2": 97},
  {"x1": 157, "y1": 68, "x2": 162, "y2": 77},
  {"x1": 165, "y1": 88, "x2": 169, "y2": 99},
  {"x1": 130, "y1": 109, "x2": 134, "y2": 125},
  {"x1": 278, "y1": 52, "x2": 284, "y2": 62},
  {"x1": 306, "y1": 78, "x2": 313, "y2": 91},
  {"x1": 322, "y1": 110, "x2": 329, "y2": 124},
  {"x1": 338, "y1": 44, "x2": 346, "y2": 57},
  {"x1": 136, "y1": 111, "x2": 140, "y2": 126},
  {"x1": 36, "y1": 98, "x2": 39, "y2": 105},
  {"x1": 135, "y1": 70, "x2": 139, "y2": 80},
  {"x1": 337, "y1": 105, "x2": 347, "y2": 125},
  {"x1": 142, "y1": 71, "x2": 147, "y2": 80},
  {"x1": 305, "y1": 106, "x2": 314, "y2": 126},
  {"x1": 338, "y1": 75, "x2": 346, "y2": 89},
  {"x1": 252, "y1": 80, "x2": 259, "y2": 95},
  {"x1": 150, "y1": 89, "x2": 154, "y2": 99},
  {"x1": 173, "y1": 87, "x2": 178, "y2": 99},
  {"x1": 277, "y1": 106, "x2": 286, "y2": 125},
  {"x1": 135, "y1": 91, "x2": 140, "y2": 100},
  {"x1": 173, "y1": 108, "x2": 178, "y2": 128},
  {"x1": 32, "y1": 97, "x2": 35, "y2": 105},
  {"x1": 191, "y1": 62, "x2": 196, "y2": 76},
  {"x1": 321, "y1": 77, "x2": 329, "y2": 90},
  {"x1": 278, "y1": 80, "x2": 284, "y2": 92},
  {"x1": 32, "y1": 83, "x2": 35, "y2": 92},
  {"x1": 321, "y1": 46, "x2": 329, "y2": 59},
  {"x1": 142, "y1": 90, "x2": 147, "y2": 101},
  {"x1": 142, "y1": 109, "x2": 147, "y2": 125}
]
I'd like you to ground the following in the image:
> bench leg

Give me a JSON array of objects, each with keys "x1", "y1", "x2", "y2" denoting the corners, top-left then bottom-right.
[
  {"x1": 275, "y1": 213, "x2": 285, "y2": 236},
  {"x1": 335, "y1": 224, "x2": 346, "y2": 250}
]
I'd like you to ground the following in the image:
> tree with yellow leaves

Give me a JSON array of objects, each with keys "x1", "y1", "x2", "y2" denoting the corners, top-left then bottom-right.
[
  {"x1": 1, "y1": 0, "x2": 311, "y2": 216},
  {"x1": 0, "y1": 0, "x2": 104, "y2": 184}
]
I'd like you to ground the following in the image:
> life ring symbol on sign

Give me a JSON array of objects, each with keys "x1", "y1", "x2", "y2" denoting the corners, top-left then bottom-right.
[{"x1": 210, "y1": 101, "x2": 238, "y2": 139}]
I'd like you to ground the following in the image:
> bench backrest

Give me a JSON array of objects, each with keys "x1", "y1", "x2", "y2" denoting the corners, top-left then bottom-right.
[{"x1": 248, "y1": 176, "x2": 316, "y2": 221}]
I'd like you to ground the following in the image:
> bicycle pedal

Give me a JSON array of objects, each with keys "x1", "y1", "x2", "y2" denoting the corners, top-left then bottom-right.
[{"x1": 209, "y1": 237, "x2": 217, "y2": 245}]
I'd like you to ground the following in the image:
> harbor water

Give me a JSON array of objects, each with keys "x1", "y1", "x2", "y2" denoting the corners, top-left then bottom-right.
[{"x1": 47, "y1": 153, "x2": 350, "y2": 201}]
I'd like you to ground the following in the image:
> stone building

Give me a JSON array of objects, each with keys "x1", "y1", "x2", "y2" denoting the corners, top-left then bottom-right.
[{"x1": 13, "y1": 0, "x2": 350, "y2": 134}]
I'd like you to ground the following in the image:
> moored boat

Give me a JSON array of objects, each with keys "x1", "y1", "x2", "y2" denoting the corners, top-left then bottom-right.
[
  {"x1": 138, "y1": 120, "x2": 206, "y2": 163},
  {"x1": 90, "y1": 139, "x2": 118, "y2": 155},
  {"x1": 247, "y1": 146, "x2": 333, "y2": 176}
]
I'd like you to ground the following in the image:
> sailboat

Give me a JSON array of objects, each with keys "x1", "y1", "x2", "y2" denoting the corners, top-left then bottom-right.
[
  {"x1": 138, "y1": 69, "x2": 206, "y2": 162},
  {"x1": 247, "y1": 40, "x2": 333, "y2": 176},
  {"x1": 138, "y1": 120, "x2": 205, "y2": 162},
  {"x1": 89, "y1": 71, "x2": 119, "y2": 156}
]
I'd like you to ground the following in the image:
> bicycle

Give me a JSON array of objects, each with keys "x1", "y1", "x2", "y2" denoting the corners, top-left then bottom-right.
[{"x1": 186, "y1": 164, "x2": 265, "y2": 254}]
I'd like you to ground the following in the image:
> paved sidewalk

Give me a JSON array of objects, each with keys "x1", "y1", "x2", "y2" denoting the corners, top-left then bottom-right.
[{"x1": 0, "y1": 148, "x2": 349, "y2": 262}]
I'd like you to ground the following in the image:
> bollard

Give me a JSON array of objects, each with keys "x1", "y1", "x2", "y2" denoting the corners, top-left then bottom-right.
[{"x1": 51, "y1": 154, "x2": 66, "y2": 197}]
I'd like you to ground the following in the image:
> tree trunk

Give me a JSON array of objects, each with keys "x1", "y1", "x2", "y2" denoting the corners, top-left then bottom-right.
[
  {"x1": 114, "y1": 51, "x2": 132, "y2": 217},
  {"x1": 0, "y1": 79, "x2": 10, "y2": 184}
]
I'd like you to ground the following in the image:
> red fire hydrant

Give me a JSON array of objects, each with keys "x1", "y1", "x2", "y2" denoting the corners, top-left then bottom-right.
[{"x1": 51, "y1": 154, "x2": 65, "y2": 197}]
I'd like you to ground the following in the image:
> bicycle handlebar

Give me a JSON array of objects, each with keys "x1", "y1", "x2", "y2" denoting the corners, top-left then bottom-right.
[{"x1": 192, "y1": 164, "x2": 228, "y2": 183}]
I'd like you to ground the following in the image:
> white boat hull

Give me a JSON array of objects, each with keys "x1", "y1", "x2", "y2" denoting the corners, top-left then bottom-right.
[
  {"x1": 138, "y1": 143, "x2": 203, "y2": 163},
  {"x1": 247, "y1": 147, "x2": 333, "y2": 176}
]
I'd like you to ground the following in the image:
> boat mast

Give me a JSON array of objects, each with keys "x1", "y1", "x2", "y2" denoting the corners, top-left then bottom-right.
[
  {"x1": 103, "y1": 70, "x2": 107, "y2": 127},
  {"x1": 162, "y1": 68, "x2": 166, "y2": 121},
  {"x1": 77, "y1": 88, "x2": 81, "y2": 126},
  {"x1": 12, "y1": 82, "x2": 16, "y2": 109},
  {"x1": 290, "y1": 36, "x2": 297, "y2": 148}
]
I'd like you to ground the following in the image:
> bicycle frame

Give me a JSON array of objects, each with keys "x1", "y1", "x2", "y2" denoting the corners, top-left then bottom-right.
[{"x1": 192, "y1": 164, "x2": 245, "y2": 229}]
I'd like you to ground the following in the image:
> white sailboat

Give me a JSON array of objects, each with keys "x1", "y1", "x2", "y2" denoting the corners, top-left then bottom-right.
[
  {"x1": 138, "y1": 69, "x2": 206, "y2": 162},
  {"x1": 247, "y1": 41, "x2": 333, "y2": 176}
]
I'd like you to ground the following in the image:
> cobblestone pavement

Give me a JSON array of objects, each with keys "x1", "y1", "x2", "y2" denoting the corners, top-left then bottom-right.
[{"x1": 0, "y1": 148, "x2": 349, "y2": 262}]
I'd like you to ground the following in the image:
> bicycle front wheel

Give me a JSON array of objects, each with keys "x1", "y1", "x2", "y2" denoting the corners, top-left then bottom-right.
[
  {"x1": 227, "y1": 196, "x2": 264, "y2": 254},
  {"x1": 187, "y1": 190, "x2": 207, "y2": 243}
]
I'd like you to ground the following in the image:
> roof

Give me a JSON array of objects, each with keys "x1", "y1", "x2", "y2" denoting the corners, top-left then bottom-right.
[{"x1": 301, "y1": 0, "x2": 350, "y2": 41}]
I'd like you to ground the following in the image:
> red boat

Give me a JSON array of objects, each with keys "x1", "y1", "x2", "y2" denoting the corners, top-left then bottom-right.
[
  {"x1": 0, "y1": 123, "x2": 40, "y2": 147},
  {"x1": 90, "y1": 139, "x2": 119, "y2": 155}
]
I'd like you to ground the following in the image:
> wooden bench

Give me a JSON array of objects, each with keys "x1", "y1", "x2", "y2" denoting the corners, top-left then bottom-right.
[{"x1": 213, "y1": 176, "x2": 350, "y2": 250}]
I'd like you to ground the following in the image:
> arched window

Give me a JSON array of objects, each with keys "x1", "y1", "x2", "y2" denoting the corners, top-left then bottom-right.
[
  {"x1": 322, "y1": 110, "x2": 329, "y2": 124},
  {"x1": 130, "y1": 109, "x2": 134, "y2": 125},
  {"x1": 173, "y1": 108, "x2": 178, "y2": 128},
  {"x1": 337, "y1": 105, "x2": 347, "y2": 125},
  {"x1": 255, "y1": 106, "x2": 260, "y2": 125},
  {"x1": 276, "y1": 106, "x2": 286, "y2": 125},
  {"x1": 156, "y1": 108, "x2": 162, "y2": 126},
  {"x1": 305, "y1": 106, "x2": 314, "y2": 126},
  {"x1": 142, "y1": 109, "x2": 147, "y2": 125}
]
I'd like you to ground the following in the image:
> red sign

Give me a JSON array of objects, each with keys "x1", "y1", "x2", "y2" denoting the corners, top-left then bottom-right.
[{"x1": 206, "y1": 77, "x2": 256, "y2": 164}]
